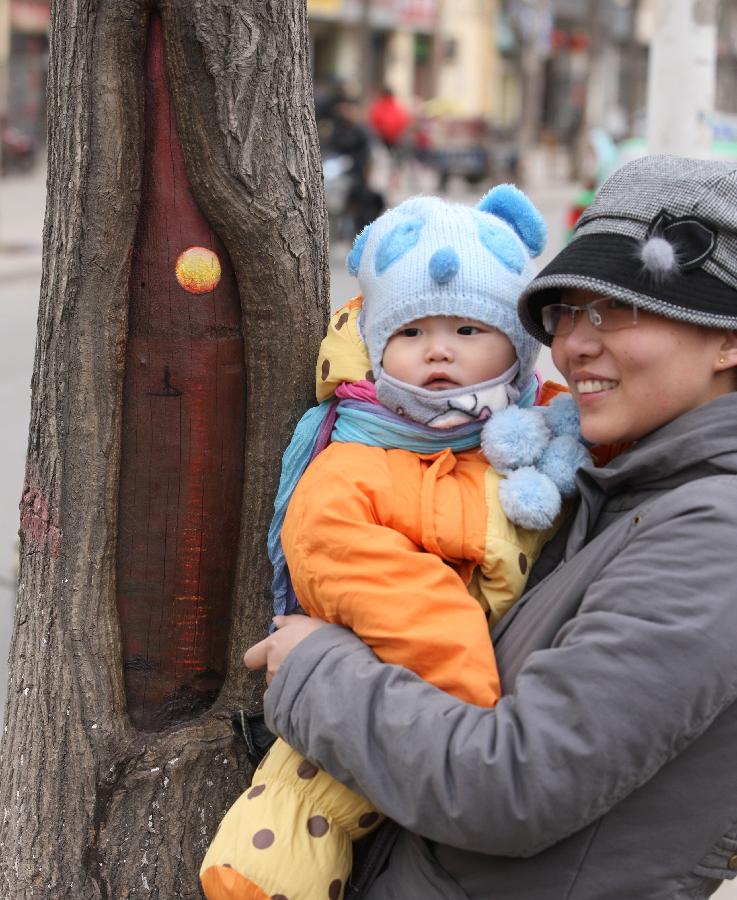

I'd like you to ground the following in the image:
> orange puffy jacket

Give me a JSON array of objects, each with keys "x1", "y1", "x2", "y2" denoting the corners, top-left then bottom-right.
[{"x1": 281, "y1": 299, "x2": 565, "y2": 709}]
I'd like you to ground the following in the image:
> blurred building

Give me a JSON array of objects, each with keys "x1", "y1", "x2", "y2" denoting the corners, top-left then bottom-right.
[
  {"x1": 3, "y1": 0, "x2": 737, "y2": 171},
  {"x1": 434, "y1": 0, "x2": 501, "y2": 119},
  {"x1": 308, "y1": 0, "x2": 512, "y2": 122},
  {"x1": 0, "y1": 0, "x2": 49, "y2": 153},
  {"x1": 716, "y1": 1, "x2": 737, "y2": 114},
  {"x1": 497, "y1": 0, "x2": 642, "y2": 145},
  {"x1": 538, "y1": 0, "x2": 737, "y2": 147},
  {"x1": 308, "y1": 0, "x2": 443, "y2": 106},
  {"x1": 306, "y1": 0, "x2": 645, "y2": 136}
]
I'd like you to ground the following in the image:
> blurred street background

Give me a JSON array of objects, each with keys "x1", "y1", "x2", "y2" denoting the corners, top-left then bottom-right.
[{"x1": 2, "y1": 4, "x2": 737, "y2": 892}]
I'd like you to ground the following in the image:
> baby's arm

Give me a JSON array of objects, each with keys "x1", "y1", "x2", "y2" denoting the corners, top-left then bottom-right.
[{"x1": 281, "y1": 444, "x2": 500, "y2": 707}]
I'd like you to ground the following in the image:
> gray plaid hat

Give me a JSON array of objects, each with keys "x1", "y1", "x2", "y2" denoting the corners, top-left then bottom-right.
[{"x1": 519, "y1": 155, "x2": 737, "y2": 344}]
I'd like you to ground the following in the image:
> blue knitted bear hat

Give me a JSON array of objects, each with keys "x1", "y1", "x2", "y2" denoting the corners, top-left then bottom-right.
[{"x1": 347, "y1": 185, "x2": 547, "y2": 395}]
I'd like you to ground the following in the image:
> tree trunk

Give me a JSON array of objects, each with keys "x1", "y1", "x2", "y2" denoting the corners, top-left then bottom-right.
[{"x1": 0, "y1": 0, "x2": 328, "y2": 896}]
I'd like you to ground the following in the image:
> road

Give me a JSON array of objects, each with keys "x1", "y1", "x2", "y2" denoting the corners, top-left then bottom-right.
[{"x1": 2, "y1": 161, "x2": 736, "y2": 899}]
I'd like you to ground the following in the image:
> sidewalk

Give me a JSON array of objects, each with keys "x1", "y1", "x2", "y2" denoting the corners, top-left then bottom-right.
[
  {"x1": 0, "y1": 166, "x2": 45, "y2": 279},
  {"x1": 0, "y1": 164, "x2": 46, "y2": 723}
]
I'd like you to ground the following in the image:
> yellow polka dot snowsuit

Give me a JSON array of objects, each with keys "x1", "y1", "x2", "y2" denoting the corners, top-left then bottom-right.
[{"x1": 200, "y1": 299, "x2": 562, "y2": 900}]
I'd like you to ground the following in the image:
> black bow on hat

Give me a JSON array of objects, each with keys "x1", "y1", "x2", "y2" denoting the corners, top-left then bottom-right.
[{"x1": 645, "y1": 210, "x2": 717, "y2": 271}]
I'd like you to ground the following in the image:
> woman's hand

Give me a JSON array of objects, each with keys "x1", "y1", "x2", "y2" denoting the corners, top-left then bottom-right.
[{"x1": 244, "y1": 615, "x2": 329, "y2": 685}]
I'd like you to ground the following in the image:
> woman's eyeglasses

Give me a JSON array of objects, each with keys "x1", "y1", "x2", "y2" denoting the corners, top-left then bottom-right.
[{"x1": 541, "y1": 297, "x2": 638, "y2": 337}]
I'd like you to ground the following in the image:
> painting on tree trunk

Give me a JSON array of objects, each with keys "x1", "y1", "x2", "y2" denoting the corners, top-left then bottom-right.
[{"x1": 118, "y1": 13, "x2": 245, "y2": 733}]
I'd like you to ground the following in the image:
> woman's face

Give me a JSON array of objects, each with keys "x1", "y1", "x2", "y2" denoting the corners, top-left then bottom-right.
[{"x1": 551, "y1": 289, "x2": 737, "y2": 445}]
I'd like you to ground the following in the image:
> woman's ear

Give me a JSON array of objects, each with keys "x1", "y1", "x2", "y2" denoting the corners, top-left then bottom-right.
[
  {"x1": 714, "y1": 330, "x2": 737, "y2": 391},
  {"x1": 716, "y1": 330, "x2": 737, "y2": 373}
]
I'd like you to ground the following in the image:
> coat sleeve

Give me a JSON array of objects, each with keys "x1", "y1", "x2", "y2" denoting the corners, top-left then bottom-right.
[
  {"x1": 267, "y1": 477, "x2": 737, "y2": 856},
  {"x1": 281, "y1": 444, "x2": 500, "y2": 707}
]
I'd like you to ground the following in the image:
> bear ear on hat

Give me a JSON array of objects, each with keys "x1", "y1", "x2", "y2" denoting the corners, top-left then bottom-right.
[
  {"x1": 346, "y1": 223, "x2": 372, "y2": 276},
  {"x1": 477, "y1": 184, "x2": 547, "y2": 258}
]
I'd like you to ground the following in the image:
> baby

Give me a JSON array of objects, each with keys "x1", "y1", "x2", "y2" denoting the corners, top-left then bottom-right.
[{"x1": 200, "y1": 188, "x2": 588, "y2": 900}]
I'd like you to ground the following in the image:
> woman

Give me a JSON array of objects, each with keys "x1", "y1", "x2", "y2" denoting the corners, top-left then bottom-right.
[{"x1": 246, "y1": 155, "x2": 737, "y2": 899}]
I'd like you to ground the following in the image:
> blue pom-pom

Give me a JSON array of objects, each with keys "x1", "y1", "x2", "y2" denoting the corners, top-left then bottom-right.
[
  {"x1": 428, "y1": 246, "x2": 460, "y2": 283},
  {"x1": 477, "y1": 184, "x2": 547, "y2": 257},
  {"x1": 481, "y1": 406, "x2": 550, "y2": 470},
  {"x1": 477, "y1": 220, "x2": 525, "y2": 274},
  {"x1": 542, "y1": 393, "x2": 580, "y2": 438},
  {"x1": 537, "y1": 434, "x2": 591, "y2": 497},
  {"x1": 499, "y1": 467, "x2": 561, "y2": 530},
  {"x1": 346, "y1": 224, "x2": 371, "y2": 275},
  {"x1": 375, "y1": 217, "x2": 424, "y2": 275}
]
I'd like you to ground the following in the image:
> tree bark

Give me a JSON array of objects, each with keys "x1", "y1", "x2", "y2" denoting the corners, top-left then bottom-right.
[{"x1": 0, "y1": 0, "x2": 328, "y2": 896}]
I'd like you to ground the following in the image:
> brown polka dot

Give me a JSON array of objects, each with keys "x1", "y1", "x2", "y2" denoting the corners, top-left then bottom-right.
[
  {"x1": 252, "y1": 829, "x2": 275, "y2": 849},
  {"x1": 222, "y1": 863, "x2": 233, "y2": 868},
  {"x1": 307, "y1": 815, "x2": 330, "y2": 837},
  {"x1": 518, "y1": 552, "x2": 528, "y2": 575},
  {"x1": 272, "y1": 895, "x2": 289, "y2": 900},
  {"x1": 358, "y1": 811, "x2": 380, "y2": 829},
  {"x1": 328, "y1": 880, "x2": 342, "y2": 900},
  {"x1": 297, "y1": 760, "x2": 319, "y2": 779},
  {"x1": 247, "y1": 784, "x2": 266, "y2": 799},
  {"x1": 335, "y1": 313, "x2": 349, "y2": 330},
  {"x1": 365, "y1": 370, "x2": 375, "y2": 383},
  {"x1": 321, "y1": 359, "x2": 331, "y2": 381}
]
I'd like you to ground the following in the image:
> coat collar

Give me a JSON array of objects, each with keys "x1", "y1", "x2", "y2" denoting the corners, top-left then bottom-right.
[
  {"x1": 580, "y1": 392, "x2": 737, "y2": 497},
  {"x1": 564, "y1": 392, "x2": 737, "y2": 558}
]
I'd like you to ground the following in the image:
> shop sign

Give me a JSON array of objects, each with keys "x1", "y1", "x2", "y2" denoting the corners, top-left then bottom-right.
[
  {"x1": 307, "y1": 0, "x2": 343, "y2": 17},
  {"x1": 396, "y1": 0, "x2": 439, "y2": 30},
  {"x1": 341, "y1": 0, "x2": 438, "y2": 30},
  {"x1": 10, "y1": 0, "x2": 50, "y2": 33}
]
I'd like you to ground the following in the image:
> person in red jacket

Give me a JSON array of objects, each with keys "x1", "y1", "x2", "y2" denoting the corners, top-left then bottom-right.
[{"x1": 367, "y1": 86, "x2": 411, "y2": 173}]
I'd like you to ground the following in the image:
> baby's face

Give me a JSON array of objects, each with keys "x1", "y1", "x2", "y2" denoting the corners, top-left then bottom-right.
[{"x1": 382, "y1": 315, "x2": 517, "y2": 390}]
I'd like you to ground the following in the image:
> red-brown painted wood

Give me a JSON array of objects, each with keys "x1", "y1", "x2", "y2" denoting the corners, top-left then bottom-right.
[{"x1": 117, "y1": 14, "x2": 245, "y2": 731}]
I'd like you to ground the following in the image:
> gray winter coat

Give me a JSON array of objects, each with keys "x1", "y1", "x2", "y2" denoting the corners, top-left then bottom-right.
[{"x1": 266, "y1": 392, "x2": 737, "y2": 900}]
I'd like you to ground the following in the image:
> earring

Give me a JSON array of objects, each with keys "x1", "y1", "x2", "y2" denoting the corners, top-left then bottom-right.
[{"x1": 719, "y1": 356, "x2": 726, "y2": 364}]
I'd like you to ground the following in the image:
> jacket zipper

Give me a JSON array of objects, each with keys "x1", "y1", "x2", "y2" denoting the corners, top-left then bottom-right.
[{"x1": 346, "y1": 821, "x2": 401, "y2": 898}]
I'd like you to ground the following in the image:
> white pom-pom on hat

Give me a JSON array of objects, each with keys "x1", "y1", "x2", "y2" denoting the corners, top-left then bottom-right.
[
  {"x1": 498, "y1": 467, "x2": 561, "y2": 530},
  {"x1": 640, "y1": 235, "x2": 678, "y2": 281}
]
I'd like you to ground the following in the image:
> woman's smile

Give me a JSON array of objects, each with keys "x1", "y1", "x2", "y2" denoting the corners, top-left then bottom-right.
[{"x1": 572, "y1": 375, "x2": 620, "y2": 397}]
